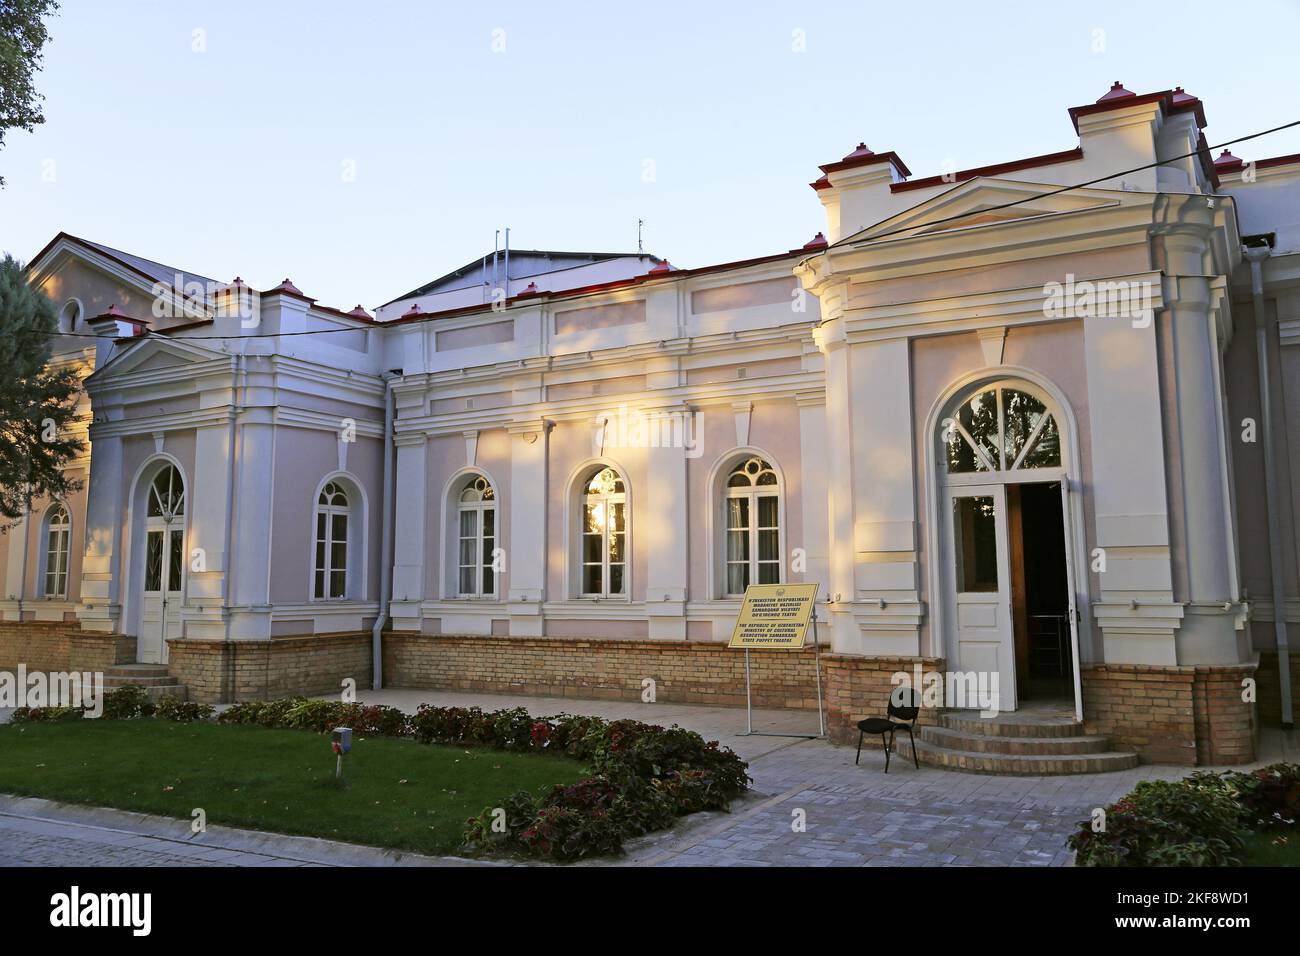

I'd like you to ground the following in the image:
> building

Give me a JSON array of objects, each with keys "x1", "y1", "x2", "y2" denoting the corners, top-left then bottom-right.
[{"x1": 3, "y1": 83, "x2": 1298, "y2": 769}]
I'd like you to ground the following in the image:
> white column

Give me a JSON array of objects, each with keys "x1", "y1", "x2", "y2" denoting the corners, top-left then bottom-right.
[
  {"x1": 226, "y1": 416, "x2": 275, "y2": 639},
  {"x1": 389, "y1": 433, "x2": 427, "y2": 630},
  {"x1": 75, "y1": 428, "x2": 125, "y2": 633},
  {"x1": 644, "y1": 404, "x2": 689, "y2": 639},
  {"x1": 184, "y1": 419, "x2": 236, "y2": 639},
  {"x1": 507, "y1": 419, "x2": 549, "y2": 636}
]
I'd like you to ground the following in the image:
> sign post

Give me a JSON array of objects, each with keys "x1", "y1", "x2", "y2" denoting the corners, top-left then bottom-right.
[{"x1": 728, "y1": 583, "x2": 825, "y2": 738}]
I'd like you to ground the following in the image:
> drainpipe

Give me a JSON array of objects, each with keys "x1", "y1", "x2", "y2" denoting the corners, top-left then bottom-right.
[
  {"x1": 219, "y1": 351, "x2": 244, "y2": 700},
  {"x1": 371, "y1": 372, "x2": 398, "y2": 690},
  {"x1": 1244, "y1": 243, "x2": 1294, "y2": 728}
]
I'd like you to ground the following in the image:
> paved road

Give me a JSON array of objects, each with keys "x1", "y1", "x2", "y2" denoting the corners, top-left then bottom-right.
[{"x1": 2, "y1": 690, "x2": 1294, "y2": 866}]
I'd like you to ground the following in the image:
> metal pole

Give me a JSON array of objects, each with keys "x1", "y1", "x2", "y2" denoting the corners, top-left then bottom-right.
[
  {"x1": 744, "y1": 648, "x2": 753, "y2": 734},
  {"x1": 813, "y1": 615, "x2": 825, "y2": 737}
]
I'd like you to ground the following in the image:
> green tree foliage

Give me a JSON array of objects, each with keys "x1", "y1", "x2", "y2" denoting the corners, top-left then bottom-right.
[
  {"x1": 0, "y1": 0, "x2": 60, "y2": 186},
  {"x1": 0, "y1": 253, "x2": 84, "y2": 523}
]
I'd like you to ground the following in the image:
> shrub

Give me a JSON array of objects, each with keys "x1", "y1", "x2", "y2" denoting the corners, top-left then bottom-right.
[
  {"x1": 155, "y1": 696, "x2": 215, "y2": 722},
  {"x1": 101, "y1": 685, "x2": 156, "y2": 720},
  {"x1": 10, "y1": 705, "x2": 84, "y2": 723},
  {"x1": 1188, "y1": 764, "x2": 1300, "y2": 832},
  {"x1": 1069, "y1": 778, "x2": 1247, "y2": 866}
]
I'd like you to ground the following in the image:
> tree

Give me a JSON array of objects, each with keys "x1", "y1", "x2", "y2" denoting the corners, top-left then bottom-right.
[
  {"x1": 0, "y1": 253, "x2": 83, "y2": 524},
  {"x1": 0, "y1": 0, "x2": 60, "y2": 186}
]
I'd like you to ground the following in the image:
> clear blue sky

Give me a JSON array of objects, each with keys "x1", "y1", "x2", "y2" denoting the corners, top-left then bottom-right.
[{"x1": 3, "y1": 0, "x2": 1298, "y2": 311}]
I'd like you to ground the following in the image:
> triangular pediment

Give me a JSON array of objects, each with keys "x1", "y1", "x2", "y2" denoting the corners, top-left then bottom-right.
[
  {"x1": 845, "y1": 178, "x2": 1131, "y2": 245},
  {"x1": 87, "y1": 336, "x2": 220, "y2": 384}
]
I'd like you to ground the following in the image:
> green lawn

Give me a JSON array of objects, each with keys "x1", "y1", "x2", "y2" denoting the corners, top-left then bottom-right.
[
  {"x1": 0, "y1": 719, "x2": 585, "y2": 855},
  {"x1": 1239, "y1": 830, "x2": 1300, "y2": 866}
]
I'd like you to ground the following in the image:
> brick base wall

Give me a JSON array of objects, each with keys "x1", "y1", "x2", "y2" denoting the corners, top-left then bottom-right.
[
  {"x1": 1081, "y1": 661, "x2": 1258, "y2": 765},
  {"x1": 823, "y1": 655, "x2": 946, "y2": 746},
  {"x1": 382, "y1": 633, "x2": 824, "y2": 710},
  {"x1": 1256, "y1": 650, "x2": 1299, "y2": 726},
  {"x1": 0, "y1": 622, "x2": 134, "y2": 673},
  {"x1": 167, "y1": 633, "x2": 373, "y2": 704}
]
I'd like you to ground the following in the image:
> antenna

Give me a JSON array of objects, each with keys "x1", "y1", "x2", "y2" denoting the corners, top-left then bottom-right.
[{"x1": 638, "y1": 219, "x2": 644, "y2": 254}]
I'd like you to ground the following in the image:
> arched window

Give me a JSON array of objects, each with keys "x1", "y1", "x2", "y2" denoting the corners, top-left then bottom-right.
[
  {"x1": 148, "y1": 464, "x2": 186, "y2": 519},
  {"x1": 456, "y1": 475, "x2": 497, "y2": 597},
  {"x1": 942, "y1": 385, "x2": 1061, "y2": 475},
  {"x1": 314, "y1": 481, "x2": 349, "y2": 600},
  {"x1": 724, "y1": 456, "x2": 781, "y2": 594},
  {"x1": 43, "y1": 503, "x2": 71, "y2": 598},
  {"x1": 145, "y1": 464, "x2": 185, "y2": 596},
  {"x1": 580, "y1": 466, "x2": 626, "y2": 597},
  {"x1": 59, "y1": 299, "x2": 82, "y2": 334}
]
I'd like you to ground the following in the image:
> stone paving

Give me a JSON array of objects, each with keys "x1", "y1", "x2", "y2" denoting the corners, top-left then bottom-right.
[{"x1": 2, "y1": 690, "x2": 1295, "y2": 866}]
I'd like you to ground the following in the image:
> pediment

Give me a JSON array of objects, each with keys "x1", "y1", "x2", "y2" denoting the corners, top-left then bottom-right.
[
  {"x1": 846, "y1": 178, "x2": 1130, "y2": 244},
  {"x1": 89, "y1": 337, "x2": 220, "y2": 383}
]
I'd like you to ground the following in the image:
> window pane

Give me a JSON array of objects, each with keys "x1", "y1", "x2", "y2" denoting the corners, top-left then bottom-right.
[
  {"x1": 758, "y1": 529, "x2": 779, "y2": 562},
  {"x1": 726, "y1": 472, "x2": 749, "y2": 488},
  {"x1": 314, "y1": 570, "x2": 325, "y2": 599},
  {"x1": 582, "y1": 565, "x2": 602, "y2": 594},
  {"x1": 168, "y1": 530, "x2": 183, "y2": 591},
  {"x1": 481, "y1": 566, "x2": 494, "y2": 595},
  {"x1": 331, "y1": 541, "x2": 347, "y2": 572},
  {"x1": 953, "y1": 496, "x2": 999, "y2": 592},
  {"x1": 459, "y1": 509, "x2": 477, "y2": 537},
  {"x1": 1001, "y1": 388, "x2": 1047, "y2": 467},
  {"x1": 584, "y1": 503, "x2": 602, "y2": 533},
  {"x1": 315, "y1": 540, "x2": 325, "y2": 570},
  {"x1": 459, "y1": 567, "x2": 475, "y2": 594},
  {"x1": 609, "y1": 531, "x2": 625, "y2": 563},
  {"x1": 145, "y1": 531, "x2": 162, "y2": 591},
  {"x1": 946, "y1": 388, "x2": 998, "y2": 473},
  {"x1": 459, "y1": 538, "x2": 476, "y2": 567},
  {"x1": 727, "y1": 530, "x2": 748, "y2": 561},
  {"x1": 583, "y1": 533, "x2": 603, "y2": 563},
  {"x1": 609, "y1": 564, "x2": 624, "y2": 595},
  {"x1": 330, "y1": 569, "x2": 346, "y2": 598},
  {"x1": 316, "y1": 512, "x2": 326, "y2": 538},
  {"x1": 726, "y1": 497, "x2": 748, "y2": 529},
  {"x1": 482, "y1": 508, "x2": 494, "y2": 536},
  {"x1": 758, "y1": 562, "x2": 780, "y2": 584},
  {"x1": 727, "y1": 564, "x2": 748, "y2": 594},
  {"x1": 757, "y1": 495, "x2": 778, "y2": 528},
  {"x1": 609, "y1": 502, "x2": 624, "y2": 533},
  {"x1": 331, "y1": 514, "x2": 348, "y2": 543},
  {"x1": 1020, "y1": 414, "x2": 1062, "y2": 468}
]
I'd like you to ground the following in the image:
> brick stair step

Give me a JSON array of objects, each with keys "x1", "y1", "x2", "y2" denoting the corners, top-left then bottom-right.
[
  {"x1": 910, "y1": 738, "x2": 1139, "y2": 775},
  {"x1": 919, "y1": 725, "x2": 1113, "y2": 756},
  {"x1": 102, "y1": 675, "x2": 179, "y2": 687},
  {"x1": 941, "y1": 711, "x2": 1082, "y2": 738}
]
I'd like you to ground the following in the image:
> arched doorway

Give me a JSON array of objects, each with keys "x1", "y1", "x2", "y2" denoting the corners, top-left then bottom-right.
[
  {"x1": 934, "y1": 379, "x2": 1082, "y2": 716},
  {"x1": 136, "y1": 462, "x2": 186, "y2": 663}
]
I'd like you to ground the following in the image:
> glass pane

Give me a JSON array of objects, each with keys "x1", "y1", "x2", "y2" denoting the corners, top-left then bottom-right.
[
  {"x1": 459, "y1": 509, "x2": 477, "y2": 536},
  {"x1": 726, "y1": 472, "x2": 750, "y2": 488},
  {"x1": 583, "y1": 533, "x2": 603, "y2": 563},
  {"x1": 757, "y1": 495, "x2": 778, "y2": 528},
  {"x1": 330, "y1": 542, "x2": 347, "y2": 572},
  {"x1": 459, "y1": 538, "x2": 476, "y2": 566},
  {"x1": 727, "y1": 563, "x2": 748, "y2": 594},
  {"x1": 482, "y1": 508, "x2": 494, "y2": 535},
  {"x1": 946, "y1": 388, "x2": 998, "y2": 473},
  {"x1": 609, "y1": 502, "x2": 624, "y2": 534},
  {"x1": 584, "y1": 503, "x2": 602, "y2": 533},
  {"x1": 481, "y1": 566, "x2": 494, "y2": 595},
  {"x1": 727, "y1": 530, "x2": 748, "y2": 561},
  {"x1": 1020, "y1": 414, "x2": 1062, "y2": 468},
  {"x1": 609, "y1": 564, "x2": 624, "y2": 595},
  {"x1": 168, "y1": 529, "x2": 183, "y2": 592},
  {"x1": 609, "y1": 531, "x2": 625, "y2": 562},
  {"x1": 314, "y1": 570, "x2": 325, "y2": 599},
  {"x1": 726, "y1": 497, "x2": 748, "y2": 530},
  {"x1": 758, "y1": 529, "x2": 779, "y2": 562},
  {"x1": 331, "y1": 514, "x2": 348, "y2": 543},
  {"x1": 145, "y1": 531, "x2": 163, "y2": 591},
  {"x1": 316, "y1": 512, "x2": 326, "y2": 538},
  {"x1": 586, "y1": 467, "x2": 621, "y2": 496},
  {"x1": 459, "y1": 568, "x2": 475, "y2": 594},
  {"x1": 330, "y1": 570, "x2": 346, "y2": 598},
  {"x1": 953, "y1": 496, "x2": 999, "y2": 592},
  {"x1": 1002, "y1": 389, "x2": 1047, "y2": 467},
  {"x1": 758, "y1": 562, "x2": 780, "y2": 584},
  {"x1": 315, "y1": 540, "x2": 325, "y2": 569},
  {"x1": 582, "y1": 565, "x2": 602, "y2": 594}
]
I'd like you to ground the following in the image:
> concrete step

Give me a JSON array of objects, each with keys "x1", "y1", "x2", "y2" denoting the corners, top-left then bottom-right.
[
  {"x1": 909, "y1": 738, "x2": 1139, "y2": 775},
  {"x1": 102, "y1": 666, "x2": 187, "y2": 702},
  {"x1": 105, "y1": 664, "x2": 170, "y2": 676},
  {"x1": 103, "y1": 674, "x2": 178, "y2": 688},
  {"x1": 920, "y1": 724, "x2": 1113, "y2": 756},
  {"x1": 941, "y1": 711, "x2": 1083, "y2": 738}
]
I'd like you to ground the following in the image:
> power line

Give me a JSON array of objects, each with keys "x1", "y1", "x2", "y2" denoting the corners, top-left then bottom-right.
[{"x1": 22, "y1": 117, "x2": 1300, "y2": 346}]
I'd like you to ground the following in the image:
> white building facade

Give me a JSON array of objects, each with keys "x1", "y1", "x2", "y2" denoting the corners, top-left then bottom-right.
[{"x1": 3, "y1": 84, "x2": 1298, "y2": 766}]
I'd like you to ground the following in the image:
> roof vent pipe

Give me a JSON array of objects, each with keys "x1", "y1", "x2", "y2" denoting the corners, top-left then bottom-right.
[{"x1": 1244, "y1": 243, "x2": 1293, "y2": 729}]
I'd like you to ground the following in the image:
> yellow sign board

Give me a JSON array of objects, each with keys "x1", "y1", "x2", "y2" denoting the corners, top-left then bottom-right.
[{"x1": 728, "y1": 583, "x2": 820, "y2": 649}]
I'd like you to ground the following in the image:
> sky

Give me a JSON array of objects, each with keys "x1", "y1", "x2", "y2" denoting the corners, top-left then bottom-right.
[{"x1": 2, "y1": 0, "x2": 1299, "y2": 312}]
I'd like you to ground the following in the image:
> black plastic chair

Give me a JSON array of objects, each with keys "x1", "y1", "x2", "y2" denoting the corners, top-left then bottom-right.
[{"x1": 855, "y1": 687, "x2": 921, "y2": 772}]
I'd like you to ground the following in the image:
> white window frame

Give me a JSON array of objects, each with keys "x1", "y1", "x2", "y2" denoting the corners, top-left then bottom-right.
[
  {"x1": 313, "y1": 481, "x2": 351, "y2": 601},
  {"x1": 579, "y1": 466, "x2": 627, "y2": 599},
  {"x1": 723, "y1": 457, "x2": 783, "y2": 596},
  {"x1": 456, "y1": 475, "x2": 498, "y2": 599},
  {"x1": 42, "y1": 503, "x2": 71, "y2": 599}
]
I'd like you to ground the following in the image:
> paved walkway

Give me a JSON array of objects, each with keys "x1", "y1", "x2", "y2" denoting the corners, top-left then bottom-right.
[{"x1": 2, "y1": 690, "x2": 1294, "y2": 866}]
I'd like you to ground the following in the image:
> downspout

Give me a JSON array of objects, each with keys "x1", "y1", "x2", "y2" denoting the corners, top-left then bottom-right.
[
  {"x1": 220, "y1": 350, "x2": 244, "y2": 699},
  {"x1": 371, "y1": 372, "x2": 397, "y2": 690},
  {"x1": 1244, "y1": 243, "x2": 1294, "y2": 728}
]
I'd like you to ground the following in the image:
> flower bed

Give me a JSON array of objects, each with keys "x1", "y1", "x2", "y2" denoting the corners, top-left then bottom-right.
[{"x1": 1068, "y1": 763, "x2": 1300, "y2": 866}]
